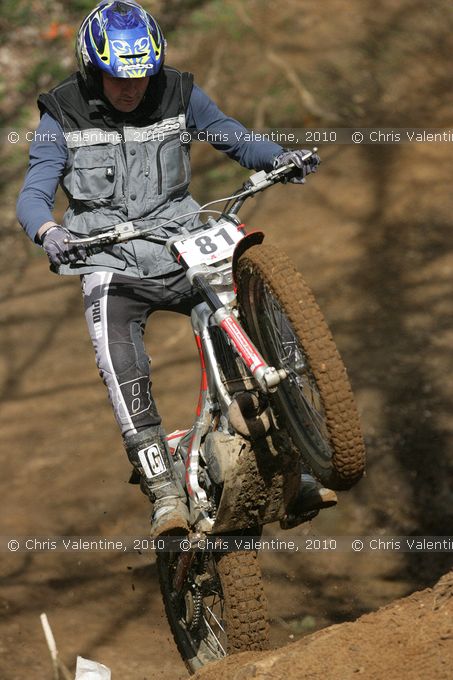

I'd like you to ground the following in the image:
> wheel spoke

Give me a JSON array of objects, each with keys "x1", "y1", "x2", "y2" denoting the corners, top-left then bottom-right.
[
  {"x1": 260, "y1": 286, "x2": 330, "y2": 447},
  {"x1": 202, "y1": 607, "x2": 227, "y2": 656},
  {"x1": 204, "y1": 602, "x2": 225, "y2": 633}
]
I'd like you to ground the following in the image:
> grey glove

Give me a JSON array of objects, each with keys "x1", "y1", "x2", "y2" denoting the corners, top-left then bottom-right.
[
  {"x1": 42, "y1": 226, "x2": 89, "y2": 267},
  {"x1": 273, "y1": 149, "x2": 320, "y2": 184}
]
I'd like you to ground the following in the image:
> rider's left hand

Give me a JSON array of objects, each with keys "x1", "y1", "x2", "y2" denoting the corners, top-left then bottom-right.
[{"x1": 273, "y1": 149, "x2": 321, "y2": 184}]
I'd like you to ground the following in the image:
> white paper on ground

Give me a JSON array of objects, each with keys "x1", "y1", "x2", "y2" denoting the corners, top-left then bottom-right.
[{"x1": 75, "y1": 656, "x2": 111, "y2": 679}]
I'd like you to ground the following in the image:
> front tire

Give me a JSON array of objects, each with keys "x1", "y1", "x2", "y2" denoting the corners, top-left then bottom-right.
[{"x1": 236, "y1": 243, "x2": 365, "y2": 489}]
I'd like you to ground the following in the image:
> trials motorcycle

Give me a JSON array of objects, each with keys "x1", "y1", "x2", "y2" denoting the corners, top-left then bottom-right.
[{"x1": 70, "y1": 151, "x2": 365, "y2": 672}]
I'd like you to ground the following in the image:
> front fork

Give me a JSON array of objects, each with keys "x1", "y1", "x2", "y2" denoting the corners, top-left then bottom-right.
[
  {"x1": 191, "y1": 271, "x2": 287, "y2": 393},
  {"x1": 214, "y1": 308, "x2": 287, "y2": 391}
]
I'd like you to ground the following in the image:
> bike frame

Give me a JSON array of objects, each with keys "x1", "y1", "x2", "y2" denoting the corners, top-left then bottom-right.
[{"x1": 162, "y1": 229, "x2": 283, "y2": 531}]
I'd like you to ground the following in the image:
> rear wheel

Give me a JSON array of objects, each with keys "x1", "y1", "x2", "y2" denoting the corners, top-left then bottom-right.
[
  {"x1": 236, "y1": 244, "x2": 365, "y2": 489},
  {"x1": 157, "y1": 549, "x2": 269, "y2": 673}
]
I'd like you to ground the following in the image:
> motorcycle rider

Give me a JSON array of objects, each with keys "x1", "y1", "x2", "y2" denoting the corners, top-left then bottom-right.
[{"x1": 17, "y1": 0, "x2": 335, "y2": 536}]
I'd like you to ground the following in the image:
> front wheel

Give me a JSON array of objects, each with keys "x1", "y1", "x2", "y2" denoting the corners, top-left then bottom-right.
[
  {"x1": 157, "y1": 549, "x2": 269, "y2": 673},
  {"x1": 236, "y1": 244, "x2": 365, "y2": 490}
]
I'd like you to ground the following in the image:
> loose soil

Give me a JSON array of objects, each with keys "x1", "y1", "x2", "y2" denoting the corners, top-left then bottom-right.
[{"x1": 194, "y1": 570, "x2": 453, "y2": 680}]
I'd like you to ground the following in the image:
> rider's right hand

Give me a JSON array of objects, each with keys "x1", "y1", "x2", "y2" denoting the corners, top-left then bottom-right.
[{"x1": 42, "y1": 225, "x2": 89, "y2": 266}]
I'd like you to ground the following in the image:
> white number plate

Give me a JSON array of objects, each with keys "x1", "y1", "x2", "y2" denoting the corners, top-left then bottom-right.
[{"x1": 174, "y1": 222, "x2": 244, "y2": 267}]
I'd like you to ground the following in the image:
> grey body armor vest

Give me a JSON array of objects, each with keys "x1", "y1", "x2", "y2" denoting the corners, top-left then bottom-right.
[{"x1": 38, "y1": 67, "x2": 200, "y2": 278}]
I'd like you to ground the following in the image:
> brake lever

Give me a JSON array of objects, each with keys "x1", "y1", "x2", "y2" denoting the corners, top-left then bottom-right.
[
  {"x1": 243, "y1": 164, "x2": 295, "y2": 194},
  {"x1": 244, "y1": 147, "x2": 318, "y2": 193}
]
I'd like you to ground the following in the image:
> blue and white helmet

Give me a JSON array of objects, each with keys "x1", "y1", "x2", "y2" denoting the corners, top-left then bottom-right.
[{"x1": 76, "y1": 1, "x2": 166, "y2": 81}]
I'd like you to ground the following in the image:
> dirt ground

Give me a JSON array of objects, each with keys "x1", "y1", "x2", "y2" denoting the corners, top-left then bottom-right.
[
  {"x1": 2, "y1": 140, "x2": 453, "y2": 679},
  {"x1": 194, "y1": 570, "x2": 453, "y2": 680}
]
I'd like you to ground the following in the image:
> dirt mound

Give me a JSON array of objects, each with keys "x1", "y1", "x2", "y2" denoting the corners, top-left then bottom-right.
[{"x1": 194, "y1": 571, "x2": 453, "y2": 680}]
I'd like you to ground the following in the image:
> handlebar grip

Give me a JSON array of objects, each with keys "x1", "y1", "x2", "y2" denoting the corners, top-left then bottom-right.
[
  {"x1": 271, "y1": 146, "x2": 319, "y2": 182},
  {"x1": 303, "y1": 146, "x2": 318, "y2": 160}
]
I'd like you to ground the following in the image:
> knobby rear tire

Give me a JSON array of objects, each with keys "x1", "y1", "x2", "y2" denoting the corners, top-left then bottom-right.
[
  {"x1": 236, "y1": 243, "x2": 365, "y2": 490},
  {"x1": 216, "y1": 551, "x2": 269, "y2": 653},
  {"x1": 157, "y1": 549, "x2": 269, "y2": 673}
]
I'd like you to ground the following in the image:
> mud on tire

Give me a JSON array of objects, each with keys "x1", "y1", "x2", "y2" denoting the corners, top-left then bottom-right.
[
  {"x1": 157, "y1": 549, "x2": 269, "y2": 673},
  {"x1": 236, "y1": 243, "x2": 365, "y2": 490}
]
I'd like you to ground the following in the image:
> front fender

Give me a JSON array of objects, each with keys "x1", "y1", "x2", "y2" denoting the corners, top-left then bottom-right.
[{"x1": 232, "y1": 230, "x2": 265, "y2": 283}]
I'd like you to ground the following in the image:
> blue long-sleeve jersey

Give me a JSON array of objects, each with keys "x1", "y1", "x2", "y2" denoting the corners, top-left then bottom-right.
[{"x1": 17, "y1": 84, "x2": 284, "y2": 241}]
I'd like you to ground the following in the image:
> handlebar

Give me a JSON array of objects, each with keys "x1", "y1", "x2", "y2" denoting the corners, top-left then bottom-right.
[{"x1": 66, "y1": 147, "x2": 318, "y2": 248}]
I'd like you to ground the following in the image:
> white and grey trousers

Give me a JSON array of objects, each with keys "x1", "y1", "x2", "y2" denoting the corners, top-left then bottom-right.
[{"x1": 82, "y1": 270, "x2": 201, "y2": 438}]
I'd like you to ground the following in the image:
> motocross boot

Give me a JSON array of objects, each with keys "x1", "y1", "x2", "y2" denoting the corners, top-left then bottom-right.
[
  {"x1": 280, "y1": 473, "x2": 337, "y2": 530},
  {"x1": 124, "y1": 426, "x2": 189, "y2": 537}
]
